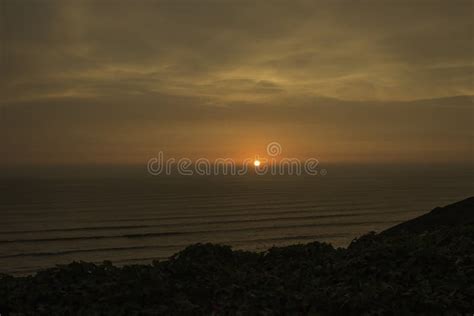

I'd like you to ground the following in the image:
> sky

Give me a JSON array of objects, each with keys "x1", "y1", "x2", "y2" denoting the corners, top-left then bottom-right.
[{"x1": 1, "y1": 0, "x2": 473, "y2": 165}]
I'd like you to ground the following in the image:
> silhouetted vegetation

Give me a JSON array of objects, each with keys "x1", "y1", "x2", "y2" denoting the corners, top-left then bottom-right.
[{"x1": 1, "y1": 198, "x2": 473, "y2": 315}]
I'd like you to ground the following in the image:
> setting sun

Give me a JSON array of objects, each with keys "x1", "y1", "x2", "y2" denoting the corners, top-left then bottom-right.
[{"x1": 254, "y1": 160, "x2": 261, "y2": 167}]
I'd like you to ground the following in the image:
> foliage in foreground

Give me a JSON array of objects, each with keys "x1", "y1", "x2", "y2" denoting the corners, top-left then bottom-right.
[{"x1": 1, "y1": 224, "x2": 473, "y2": 315}]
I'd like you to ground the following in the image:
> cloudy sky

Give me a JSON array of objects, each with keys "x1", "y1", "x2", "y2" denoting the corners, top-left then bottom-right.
[{"x1": 1, "y1": 0, "x2": 473, "y2": 165}]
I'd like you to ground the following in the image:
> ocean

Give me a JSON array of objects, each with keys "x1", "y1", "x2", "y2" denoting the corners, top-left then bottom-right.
[{"x1": 1, "y1": 164, "x2": 472, "y2": 275}]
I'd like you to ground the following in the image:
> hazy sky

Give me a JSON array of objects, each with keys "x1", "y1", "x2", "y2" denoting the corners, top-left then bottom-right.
[{"x1": 1, "y1": 0, "x2": 473, "y2": 165}]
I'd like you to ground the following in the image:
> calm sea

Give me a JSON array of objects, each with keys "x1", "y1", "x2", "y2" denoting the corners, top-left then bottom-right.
[{"x1": 1, "y1": 164, "x2": 473, "y2": 275}]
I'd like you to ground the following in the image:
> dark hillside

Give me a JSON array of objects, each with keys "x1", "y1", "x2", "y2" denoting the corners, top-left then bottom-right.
[
  {"x1": 382, "y1": 197, "x2": 474, "y2": 235},
  {"x1": 1, "y1": 198, "x2": 473, "y2": 315}
]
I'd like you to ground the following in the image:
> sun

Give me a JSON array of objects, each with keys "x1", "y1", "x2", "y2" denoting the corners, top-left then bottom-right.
[{"x1": 254, "y1": 159, "x2": 261, "y2": 167}]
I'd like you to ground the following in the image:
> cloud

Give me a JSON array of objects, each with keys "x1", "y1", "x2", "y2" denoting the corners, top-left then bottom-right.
[
  {"x1": 1, "y1": 93, "x2": 472, "y2": 164},
  {"x1": 2, "y1": 0, "x2": 473, "y2": 103},
  {"x1": 1, "y1": 0, "x2": 472, "y2": 164}
]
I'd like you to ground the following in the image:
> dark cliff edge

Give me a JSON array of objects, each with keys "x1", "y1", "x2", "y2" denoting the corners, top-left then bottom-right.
[
  {"x1": 1, "y1": 198, "x2": 473, "y2": 315},
  {"x1": 382, "y1": 197, "x2": 474, "y2": 236}
]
